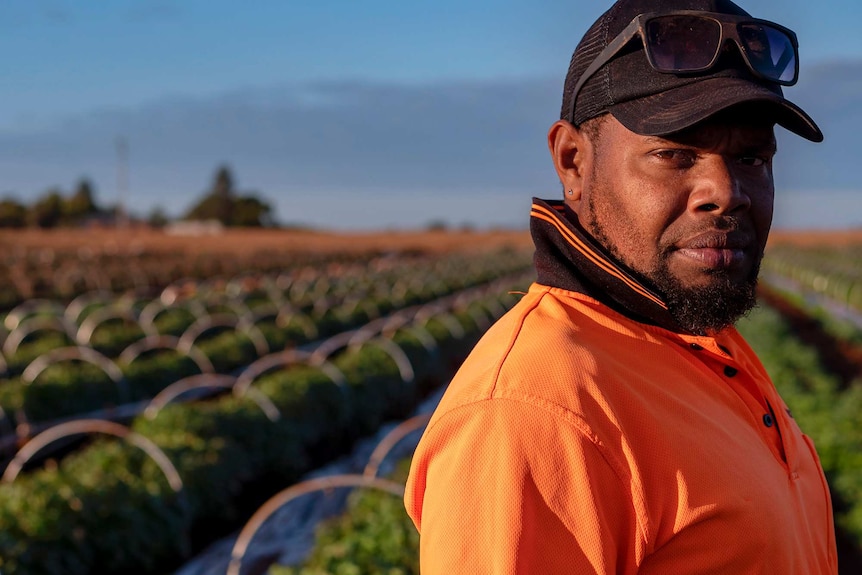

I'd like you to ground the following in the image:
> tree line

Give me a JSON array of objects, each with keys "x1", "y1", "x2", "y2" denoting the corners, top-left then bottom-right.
[
  {"x1": 0, "y1": 164, "x2": 273, "y2": 229},
  {"x1": 0, "y1": 179, "x2": 103, "y2": 228}
]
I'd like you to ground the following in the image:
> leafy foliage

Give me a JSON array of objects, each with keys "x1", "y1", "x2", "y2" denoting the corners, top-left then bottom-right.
[
  {"x1": 0, "y1": 179, "x2": 104, "y2": 229},
  {"x1": 183, "y1": 165, "x2": 273, "y2": 227},
  {"x1": 270, "y1": 461, "x2": 418, "y2": 575},
  {"x1": 0, "y1": 250, "x2": 533, "y2": 574},
  {"x1": 738, "y1": 304, "x2": 862, "y2": 544}
]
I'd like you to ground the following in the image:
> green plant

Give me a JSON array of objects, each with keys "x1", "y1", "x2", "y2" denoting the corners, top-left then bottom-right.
[
  {"x1": 737, "y1": 304, "x2": 862, "y2": 546},
  {"x1": 270, "y1": 461, "x2": 418, "y2": 575}
]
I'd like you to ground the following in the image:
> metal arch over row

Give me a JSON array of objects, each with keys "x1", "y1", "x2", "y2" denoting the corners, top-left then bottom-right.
[
  {"x1": 20, "y1": 345, "x2": 128, "y2": 401},
  {"x1": 143, "y1": 373, "x2": 281, "y2": 423},
  {"x1": 118, "y1": 334, "x2": 215, "y2": 374},
  {"x1": 1, "y1": 418, "x2": 183, "y2": 493},
  {"x1": 225, "y1": 411, "x2": 435, "y2": 575},
  {"x1": 232, "y1": 349, "x2": 347, "y2": 396},
  {"x1": 0, "y1": 260, "x2": 536, "y2": 574}
]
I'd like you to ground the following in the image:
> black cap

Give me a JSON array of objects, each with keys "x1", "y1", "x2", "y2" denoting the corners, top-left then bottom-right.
[{"x1": 561, "y1": 0, "x2": 823, "y2": 142}]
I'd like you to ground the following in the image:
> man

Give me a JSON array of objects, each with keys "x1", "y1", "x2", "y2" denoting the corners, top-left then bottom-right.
[{"x1": 404, "y1": 0, "x2": 837, "y2": 573}]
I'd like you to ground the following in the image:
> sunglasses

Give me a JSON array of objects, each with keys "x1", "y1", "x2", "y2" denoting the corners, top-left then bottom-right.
[{"x1": 569, "y1": 10, "x2": 799, "y2": 121}]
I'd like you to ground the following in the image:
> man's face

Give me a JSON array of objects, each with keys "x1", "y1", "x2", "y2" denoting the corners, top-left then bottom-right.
[{"x1": 574, "y1": 113, "x2": 776, "y2": 335}]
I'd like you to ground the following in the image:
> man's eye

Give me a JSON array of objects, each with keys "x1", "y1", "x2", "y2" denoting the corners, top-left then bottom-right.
[
  {"x1": 654, "y1": 150, "x2": 696, "y2": 166},
  {"x1": 738, "y1": 155, "x2": 767, "y2": 167}
]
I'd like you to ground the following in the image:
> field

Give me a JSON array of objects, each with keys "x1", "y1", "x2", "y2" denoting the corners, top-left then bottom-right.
[
  {"x1": 0, "y1": 226, "x2": 859, "y2": 575},
  {"x1": 0, "y1": 226, "x2": 534, "y2": 256},
  {"x1": 5, "y1": 224, "x2": 856, "y2": 259},
  {"x1": 768, "y1": 229, "x2": 862, "y2": 247}
]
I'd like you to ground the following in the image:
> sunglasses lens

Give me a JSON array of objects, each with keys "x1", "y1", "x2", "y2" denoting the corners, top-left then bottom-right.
[
  {"x1": 738, "y1": 23, "x2": 797, "y2": 83},
  {"x1": 646, "y1": 16, "x2": 721, "y2": 71}
]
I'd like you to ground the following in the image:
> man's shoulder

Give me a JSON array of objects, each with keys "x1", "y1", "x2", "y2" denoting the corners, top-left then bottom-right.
[{"x1": 430, "y1": 284, "x2": 625, "y2": 418}]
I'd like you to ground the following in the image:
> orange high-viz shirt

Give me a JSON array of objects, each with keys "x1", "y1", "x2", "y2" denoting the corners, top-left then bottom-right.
[{"x1": 405, "y1": 284, "x2": 837, "y2": 574}]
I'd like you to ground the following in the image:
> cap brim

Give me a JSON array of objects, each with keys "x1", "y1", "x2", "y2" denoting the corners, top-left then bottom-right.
[{"x1": 608, "y1": 77, "x2": 823, "y2": 142}]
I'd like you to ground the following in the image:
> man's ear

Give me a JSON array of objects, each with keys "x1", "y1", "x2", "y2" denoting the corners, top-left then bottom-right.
[{"x1": 547, "y1": 120, "x2": 592, "y2": 204}]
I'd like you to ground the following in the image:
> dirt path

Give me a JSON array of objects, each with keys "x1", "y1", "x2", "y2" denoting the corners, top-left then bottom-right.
[{"x1": 758, "y1": 284, "x2": 862, "y2": 389}]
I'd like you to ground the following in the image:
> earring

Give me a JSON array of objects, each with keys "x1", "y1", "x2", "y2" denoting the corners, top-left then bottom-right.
[{"x1": 567, "y1": 189, "x2": 574, "y2": 196}]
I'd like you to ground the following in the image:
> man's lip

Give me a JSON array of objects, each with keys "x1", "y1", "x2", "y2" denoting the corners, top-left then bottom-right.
[
  {"x1": 676, "y1": 231, "x2": 751, "y2": 250},
  {"x1": 673, "y1": 232, "x2": 753, "y2": 268}
]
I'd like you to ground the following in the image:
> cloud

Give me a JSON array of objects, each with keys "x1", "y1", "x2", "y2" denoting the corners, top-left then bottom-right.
[
  {"x1": 0, "y1": 61, "x2": 859, "y2": 229},
  {"x1": 774, "y1": 59, "x2": 862, "y2": 192},
  {"x1": 0, "y1": 77, "x2": 563, "y2": 227},
  {"x1": 106, "y1": 78, "x2": 560, "y2": 190}
]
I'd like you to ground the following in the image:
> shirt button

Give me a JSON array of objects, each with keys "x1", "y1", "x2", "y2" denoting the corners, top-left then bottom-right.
[
  {"x1": 690, "y1": 343, "x2": 703, "y2": 351},
  {"x1": 724, "y1": 366, "x2": 738, "y2": 377},
  {"x1": 763, "y1": 413, "x2": 774, "y2": 427}
]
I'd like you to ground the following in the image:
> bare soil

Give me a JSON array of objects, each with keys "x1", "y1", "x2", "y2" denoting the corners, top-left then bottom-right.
[
  {"x1": 768, "y1": 228, "x2": 862, "y2": 247},
  {"x1": 4, "y1": 226, "x2": 857, "y2": 258},
  {"x1": 0, "y1": 227, "x2": 533, "y2": 257},
  {"x1": 758, "y1": 285, "x2": 862, "y2": 388}
]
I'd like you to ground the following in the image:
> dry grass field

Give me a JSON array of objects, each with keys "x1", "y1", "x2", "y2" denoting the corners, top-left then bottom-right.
[
  {"x1": 0, "y1": 227, "x2": 534, "y2": 257},
  {"x1": 1, "y1": 226, "x2": 858, "y2": 261},
  {"x1": 768, "y1": 228, "x2": 862, "y2": 247}
]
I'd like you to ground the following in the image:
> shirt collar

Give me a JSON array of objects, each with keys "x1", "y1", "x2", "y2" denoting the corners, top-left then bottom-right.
[{"x1": 530, "y1": 197, "x2": 686, "y2": 332}]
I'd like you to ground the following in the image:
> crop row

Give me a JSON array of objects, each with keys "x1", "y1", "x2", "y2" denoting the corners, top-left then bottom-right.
[
  {"x1": 763, "y1": 244, "x2": 862, "y2": 313},
  {"x1": 0, "y1": 237, "x2": 532, "y2": 311},
  {"x1": 757, "y1": 283, "x2": 862, "y2": 380},
  {"x1": 145, "y1": 283, "x2": 862, "y2": 575},
  {"x1": 0, "y1": 248, "x2": 531, "y2": 362},
  {"x1": 737, "y1": 304, "x2": 862, "y2": 553},
  {"x1": 0, "y1": 243, "x2": 370, "y2": 311},
  {"x1": 0, "y1": 281, "x2": 524, "y2": 575},
  {"x1": 0, "y1": 250, "x2": 533, "y2": 442},
  {"x1": 263, "y1": 297, "x2": 862, "y2": 575},
  {"x1": 256, "y1": 298, "x2": 862, "y2": 575},
  {"x1": 268, "y1": 460, "x2": 419, "y2": 575}
]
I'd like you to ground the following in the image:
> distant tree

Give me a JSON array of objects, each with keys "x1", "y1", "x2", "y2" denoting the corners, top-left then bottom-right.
[
  {"x1": 185, "y1": 193, "x2": 221, "y2": 222},
  {"x1": 212, "y1": 165, "x2": 233, "y2": 198},
  {"x1": 148, "y1": 206, "x2": 169, "y2": 229},
  {"x1": 212, "y1": 165, "x2": 234, "y2": 224},
  {"x1": 426, "y1": 220, "x2": 449, "y2": 231},
  {"x1": 29, "y1": 189, "x2": 64, "y2": 228},
  {"x1": 184, "y1": 164, "x2": 274, "y2": 227},
  {"x1": 186, "y1": 164, "x2": 234, "y2": 223},
  {"x1": 64, "y1": 178, "x2": 100, "y2": 223},
  {"x1": 0, "y1": 177, "x2": 108, "y2": 228},
  {"x1": 232, "y1": 195, "x2": 273, "y2": 227},
  {"x1": 0, "y1": 198, "x2": 27, "y2": 228}
]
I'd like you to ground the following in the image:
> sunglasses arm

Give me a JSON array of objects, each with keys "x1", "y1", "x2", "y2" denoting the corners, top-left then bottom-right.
[{"x1": 569, "y1": 17, "x2": 643, "y2": 122}]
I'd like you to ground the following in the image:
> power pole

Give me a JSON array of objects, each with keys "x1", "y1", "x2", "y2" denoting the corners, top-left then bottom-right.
[{"x1": 116, "y1": 136, "x2": 129, "y2": 228}]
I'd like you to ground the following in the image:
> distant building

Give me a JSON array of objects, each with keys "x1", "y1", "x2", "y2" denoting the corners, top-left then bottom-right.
[{"x1": 164, "y1": 219, "x2": 225, "y2": 236}]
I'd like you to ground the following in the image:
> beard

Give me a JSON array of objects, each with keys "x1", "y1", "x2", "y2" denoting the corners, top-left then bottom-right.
[
  {"x1": 647, "y1": 259, "x2": 760, "y2": 336},
  {"x1": 584, "y1": 196, "x2": 761, "y2": 336}
]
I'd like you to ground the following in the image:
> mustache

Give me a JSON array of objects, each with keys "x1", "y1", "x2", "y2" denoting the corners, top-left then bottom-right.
[
  {"x1": 664, "y1": 216, "x2": 758, "y2": 252},
  {"x1": 712, "y1": 216, "x2": 745, "y2": 232}
]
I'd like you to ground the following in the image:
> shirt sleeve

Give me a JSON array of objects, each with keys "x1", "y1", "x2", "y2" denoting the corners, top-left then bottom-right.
[{"x1": 404, "y1": 396, "x2": 642, "y2": 575}]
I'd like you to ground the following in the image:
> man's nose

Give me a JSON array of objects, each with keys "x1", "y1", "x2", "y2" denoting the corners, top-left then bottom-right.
[{"x1": 687, "y1": 156, "x2": 752, "y2": 215}]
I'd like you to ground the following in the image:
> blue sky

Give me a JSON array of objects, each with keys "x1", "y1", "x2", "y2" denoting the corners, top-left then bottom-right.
[{"x1": 1, "y1": 0, "x2": 860, "y2": 230}]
